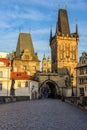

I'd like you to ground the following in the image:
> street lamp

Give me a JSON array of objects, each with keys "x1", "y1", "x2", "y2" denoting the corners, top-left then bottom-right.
[
  {"x1": 71, "y1": 74, "x2": 74, "y2": 96},
  {"x1": 7, "y1": 67, "x2": 9, "y2": 96}
]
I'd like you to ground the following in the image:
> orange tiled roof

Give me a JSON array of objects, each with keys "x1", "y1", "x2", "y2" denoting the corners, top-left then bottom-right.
[
  {"x1": 10, "y1": 72, "x2": 34, "y2": 80},
  {"x1": 0, "y1": 58, "x2": 10, "y2": 67}
]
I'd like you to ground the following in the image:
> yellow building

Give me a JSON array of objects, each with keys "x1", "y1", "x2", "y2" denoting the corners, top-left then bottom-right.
[
  {"x1": 50, "y1": 8, "x2": 79, "y2": 87},
  {"x1": 11, "y1": 33, "x2": 40, "y2": 76}
]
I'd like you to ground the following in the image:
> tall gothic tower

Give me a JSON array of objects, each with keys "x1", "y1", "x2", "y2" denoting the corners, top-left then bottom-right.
[{"x1": 50, "y1": 8, "x2": 79, "y2": 87}]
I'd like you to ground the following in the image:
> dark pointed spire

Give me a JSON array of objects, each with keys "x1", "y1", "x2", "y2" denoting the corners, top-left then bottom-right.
[
  {"x1": 76, "y1": 23, "x2": 78, "y2": 35},
  {"x1": 50, "y1": 26, "x2": 52, "y2": 41},
  {"x1": 57, "y1": 9, "x2": 70, "y2": 34},
  {"x1": 16, "y1": 33, "x2": 35, "y2": 58}
]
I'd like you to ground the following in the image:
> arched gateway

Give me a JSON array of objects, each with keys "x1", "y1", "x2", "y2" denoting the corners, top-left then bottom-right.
[
  {"x1": 39, "y1": 80, "x2": 58, "y2": 98},
  {"x1": 35, "y1": 72, "x2": 72, "y2": 99}
]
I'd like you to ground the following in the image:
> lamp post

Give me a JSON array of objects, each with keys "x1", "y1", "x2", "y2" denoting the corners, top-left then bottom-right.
[
  {"x1": 7, "y1": 67, "x2": 9, "y2": 96},
  {"x1": 29, "y1": 81, "x2": 32, "y2": 100},
  {"x1": 71, "y1": 74, "x2": 74, "y2": 96}
]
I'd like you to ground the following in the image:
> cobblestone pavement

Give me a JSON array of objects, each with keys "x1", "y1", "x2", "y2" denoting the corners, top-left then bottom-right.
[{"x1": 0, "y1": 99, "x2": 87, "y2": 130}]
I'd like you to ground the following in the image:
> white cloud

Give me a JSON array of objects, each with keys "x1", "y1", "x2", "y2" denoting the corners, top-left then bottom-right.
[
  {"x1": 18, "y1": 10, "x2": 51, "y2": 21},
  {"x1": 33, "y1": 40, "x2": 50, "y2": 51},
  {"x1": 0, "y1": 22, "x2": 10, "y2": 28},
  {"x1": 32, "y1": 28, "x2": 50, "y2": 35}
]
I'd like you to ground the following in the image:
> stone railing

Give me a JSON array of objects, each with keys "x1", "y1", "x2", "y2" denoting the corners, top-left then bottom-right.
[
  {"x1": 0, "y1": 96, "x2": 30, "y2": 104},
  {"x1": 64, "y1": 96, "x2": 87, "y2": 108}
]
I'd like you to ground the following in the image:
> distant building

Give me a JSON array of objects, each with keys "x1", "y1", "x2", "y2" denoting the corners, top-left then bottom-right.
[
  {"x1": 76, "y1": 52, "x2": 87, "y2": 96},
  {"x1": 0, "y1": 52, "x2": 9, "y2": 58},
  {"x1": 11, "y1": 33, "x2": 40, "y2": 76},
  {"x1": 42, "y1": 54, "x2": 51, "y2": 72},
  {"x1": 50, "y1": 8, "x2": 79, "y2": 87},
  {"x1": 0, "y1": 52, "x2": 10, "y2": 96}
]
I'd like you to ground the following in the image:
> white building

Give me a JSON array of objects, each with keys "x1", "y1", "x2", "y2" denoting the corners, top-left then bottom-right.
[
  {"x1": 0, "y1": 52, "x2": 11, "y2": 96},
  {"x1": 15, "y1": 80, "x2": 39, "y2": 99},
  {"x1": 10, "y1": 70, "x2": 39, "y2": 99}
]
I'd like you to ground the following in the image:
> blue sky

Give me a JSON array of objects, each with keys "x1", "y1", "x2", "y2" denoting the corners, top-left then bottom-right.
[{"x1": 0, "y1": 0, "x2": 87, "y2": 62}]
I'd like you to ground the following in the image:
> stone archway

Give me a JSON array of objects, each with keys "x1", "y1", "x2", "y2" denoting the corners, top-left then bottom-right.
[{"x1": 39, "y1": 80, "x2": 58, "y2": 99}]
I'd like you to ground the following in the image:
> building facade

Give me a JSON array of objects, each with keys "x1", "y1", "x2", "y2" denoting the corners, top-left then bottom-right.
[
  {"x1": 50, "y1": 8, "x2": 79, "y2": 87},
  {"x1": 76, "y1": 52, "x2": 87, "y2": 96}
]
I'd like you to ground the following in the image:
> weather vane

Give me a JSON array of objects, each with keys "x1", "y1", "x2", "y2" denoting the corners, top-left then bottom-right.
[{"x1": 65, "y1": 2, "x2": 67, "y2": 9}]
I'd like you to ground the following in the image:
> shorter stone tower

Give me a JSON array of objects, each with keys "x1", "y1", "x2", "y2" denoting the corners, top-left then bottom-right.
[{"x1": 11, "y1": 32, "x2": 40, "y2": 76}]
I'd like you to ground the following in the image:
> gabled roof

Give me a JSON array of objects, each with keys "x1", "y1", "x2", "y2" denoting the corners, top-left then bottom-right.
[
  {"x1": 16, "y1": 33, "x2": 34, "y2": 58},
  {"x1": 0, "y1": 58, "x2": 10, "y2": 67}
]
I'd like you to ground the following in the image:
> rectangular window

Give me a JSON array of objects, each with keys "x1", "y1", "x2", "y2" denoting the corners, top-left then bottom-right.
[
  {"x1": 86, "y1": 68, "x2": 87, "y2": 74},
  {"x1": 80, "y1": 69, "x2": 84, "y2": 75},
  {"x1": 0, "y1": 83, "x2": 2, "y2": 91},
  {"x1": 79, "y1": 78, "x2": 82, "y2": 84},
  {"x1": 0, "y1": 71, "x2": 3, "y2": 77},
  {"x1": 80, "y1": 88, "x2": 84, "y2": 96},
  {"x1": 17, "y1": 74, "x2": 21, "y2": 77}
]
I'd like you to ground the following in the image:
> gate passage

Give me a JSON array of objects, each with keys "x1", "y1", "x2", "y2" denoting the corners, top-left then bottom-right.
[{"x1": 40, "y1": 81, "x2": 57, "y2": 99}]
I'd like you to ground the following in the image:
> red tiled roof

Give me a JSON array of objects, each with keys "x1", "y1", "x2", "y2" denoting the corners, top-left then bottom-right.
[
  {"x1": 10, "y1": 72, "x2": 34, "y2": 80},
  {"x1": 0, "y1": 58, "x2": 10, "y2": 67}
]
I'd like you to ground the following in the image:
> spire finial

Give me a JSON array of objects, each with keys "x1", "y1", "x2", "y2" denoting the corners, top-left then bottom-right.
[
  {"x1": 43, "y1": 53, "x2": 46, "y2": 60},
  {"x1": 75, "y1": 19, "x2": 78, "y2": 24},
  {"x1": 58, "y1": 0, "x2": 60, "y2": 9},
  {"x1": 65, "y1": 2, "x2": 67, "y2": 10},
  {"x1": 19, "y1": 27, "x2": 21, "y2": 33},
  {"x1": 76, "y1": 20, "x2": 78, "y2": 35},
  {"x1": 29, "y1": 28, "x2": 31, "y2": 34},
  {"x1": 56, "y1": 21, "x2": 59, "y2": 34}
]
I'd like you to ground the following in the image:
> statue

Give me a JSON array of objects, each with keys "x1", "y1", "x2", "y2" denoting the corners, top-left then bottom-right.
[{"x1": 10, "y1": 78, "x2": 15, "y2": 96}]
